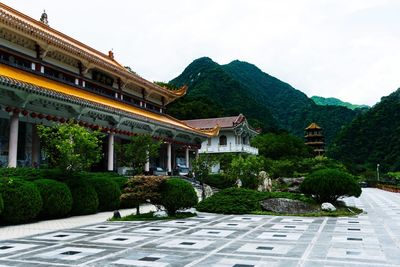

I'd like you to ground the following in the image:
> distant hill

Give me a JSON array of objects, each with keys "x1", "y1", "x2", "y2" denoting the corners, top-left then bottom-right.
[
  {"x1": 167, "y1": 57, "x2": 360, "y2": 145},
  {"x1": 329, "y1": 89, "x2": 400, "y2": 172},
  {"x1": 311, "y1": 96, "x2": 369, "y2": 110}
]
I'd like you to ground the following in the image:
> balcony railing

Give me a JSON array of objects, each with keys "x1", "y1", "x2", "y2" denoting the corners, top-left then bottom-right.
[{"x1": 199, "y1": 144, "x2": 258, "y2": 155}]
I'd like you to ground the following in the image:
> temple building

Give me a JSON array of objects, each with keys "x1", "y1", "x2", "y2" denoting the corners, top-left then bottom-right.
[
  {"x1": 0, "y1": 3, "x2": 218, "y2": 172},
  {"x1": 305, "y1": 122, "x2": 325, "y2": 156},
  {"x1": 185, "y1": 114, "x2": 259, "y2": 172}
]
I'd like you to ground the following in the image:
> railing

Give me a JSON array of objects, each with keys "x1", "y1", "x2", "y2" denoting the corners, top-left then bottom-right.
[{"x1": 200, "y1": 144, "x2": 258, "y2": 155}]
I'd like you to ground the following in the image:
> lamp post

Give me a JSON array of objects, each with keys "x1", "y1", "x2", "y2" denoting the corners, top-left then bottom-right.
[{"x1": 377, "y1": 163, "x2": 380, "y2": 182}]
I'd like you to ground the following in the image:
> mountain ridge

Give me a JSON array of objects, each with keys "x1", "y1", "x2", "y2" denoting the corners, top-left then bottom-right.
[{"x1": 167, "y1": 57, "x2": 360, "y2": 145}]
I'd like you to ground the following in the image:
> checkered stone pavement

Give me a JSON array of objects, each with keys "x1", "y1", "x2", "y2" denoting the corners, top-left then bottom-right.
[{"x1": 1, "y1": 188, "x2": 400, "y2": 266}]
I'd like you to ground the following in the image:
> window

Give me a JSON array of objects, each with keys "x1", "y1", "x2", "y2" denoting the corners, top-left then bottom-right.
[
  {"x1": 207, "y1": 138, "x2": 211, "y2": 146},
  {"x1": 219, "y1": 135, "x2": 227, "y2": 146}
]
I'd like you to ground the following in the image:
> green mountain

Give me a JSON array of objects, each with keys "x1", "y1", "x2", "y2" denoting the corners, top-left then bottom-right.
[
  {"x1": 167, "y1": 57, "x2": 360, "y2": 144},
  {"x1": 311, "y1": 96, "x2": 369, "y2": 110},
  {"x1": 329, "y1": 89, "x2": 400, "y2": 172}
]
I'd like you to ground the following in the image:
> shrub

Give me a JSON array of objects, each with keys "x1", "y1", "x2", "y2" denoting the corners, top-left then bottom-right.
[
  {"x1": 0, "y1": 178, "x2": 42, "y2": 224},
  {"x1": 67, "y1": 179, "x2": 99, "y2": 215},
  {"x1": 196, "y1": 187, "x2": 264, "y2": 214},
  {"x1": 203, "y1": 173, "x2": 235, "y2": 189},
  {"x1": 111, "y1": 176, "x2": 129, "y2": 190},
  {"x1": 158, "y1": 178, "x2": 198, "y2": 215},
  {"x1": 33, "y1": 179, "x2": 73, "y2": 219},
  {"x1": 90, "y1": 178, "x2": 121, "y2": 211},
  {"x1": 120, "y1": 176, "x2": 167, "y2": 213},
  {"x1": 300, "y1": 168, "x2": 362, "y2": 203}
]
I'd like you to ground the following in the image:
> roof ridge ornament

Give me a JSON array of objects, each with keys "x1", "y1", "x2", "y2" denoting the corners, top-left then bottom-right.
[{"x1": 40, "y1": 9, "x2": 48, "y2": 25}]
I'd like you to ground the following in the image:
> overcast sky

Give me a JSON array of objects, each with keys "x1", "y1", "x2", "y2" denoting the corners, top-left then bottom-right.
[{"x1": 4, "y1": 0, "x2": 400, "y2": 106}]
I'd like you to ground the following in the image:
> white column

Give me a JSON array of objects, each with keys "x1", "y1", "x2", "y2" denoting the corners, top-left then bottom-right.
[
  {"x1": 32, "y1": 124, "x2": 40, "y2": 167},
  {"x1": 145, "y1": 150, "x2": 150, "y2": 172},
  {"x1": 107, "y1": 133, "x2": 114, "y2": 171},
  {"x1": 185, "y1": 147, "x2": 190, "y2": 168},
  {"x1": 8, "y1": 113, "x2": 19, "y2": 168},
  {"x1": 167, "y1": 143, "x2": 172, "y2": 173}
]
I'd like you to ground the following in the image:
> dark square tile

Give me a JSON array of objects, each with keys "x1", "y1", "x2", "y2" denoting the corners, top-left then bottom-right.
[
  {"x1": 139, "y1": 256, "x2": 160, "y2": 261},
  {"x1": 257, "y1": 246, "x2": 274, "y2": 250},
  {"x1": 180, "y1": 242, "x2": 195, "y2": 245},
  {"x1": 113, "y1": 238, "x2": 128, "y2": 241},
  {"x1": 346, "y1": 251, "x2": 361, "y2": 255},
  {"x1": 347, "y1": 237, "x2": 363, "y2": 241},
  {"x1": 233, "y1": 264, "x2": 254, "y2": 267},
  {"x1": 348, "y1": 228, "x2": 361, "y2": 231},
  {"x1": 228, "y1": 224, "x2": 238, "y2": 226},
  {"x1": 284, "y1": 225, "x2": 296, "y2": 228},
  {"x1": 208, "y1": 231, "x2": 220, "y2": 234},
  {"x1": 150, "y1": 228, "x2": 161, "y2": 231},
  {"x1": 273, "y1": 234, "x2": 287, "y2": 237},
  {"x1": 54, "y1": 234, "x2": 69, "y2": 238},
  {"x1": 61, "y1": 251, "x2": 81, "y2": 255},
  {"x1": 0, "y1": 246, "x2": 13, "y2": 250}
]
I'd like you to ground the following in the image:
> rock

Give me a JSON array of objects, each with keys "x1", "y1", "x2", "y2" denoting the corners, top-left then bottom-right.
[
  {"x1": 277, "y1": 177, "x2": 305, "y2": 186},
  {"x1": 153, "y1": 210, "x2": 168, "y2": 217},
  {"x1": 321, "y1": 202, "x2": 336, "y2": 212},
  {"x1": 260, "y1": 198, "x2": 317, "y2": 214}
]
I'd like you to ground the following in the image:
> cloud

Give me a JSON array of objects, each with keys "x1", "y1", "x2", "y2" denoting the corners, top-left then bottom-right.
[{"x1": 3, "y1": 0, "x2": 399, "y2": 105}]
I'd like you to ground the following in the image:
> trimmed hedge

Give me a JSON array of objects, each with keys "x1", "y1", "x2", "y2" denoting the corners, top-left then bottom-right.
[
  {"x1": 0, "y1": 178, "x2": 42, "y2": 224},
  {"x1": 300, "y1": 168, "x2": 362, "y2": 203},
  {"x1": 90, "y1": 177, "x2": 121, "y2": 211},
  {"x1": 67, "y1": 179, "x2": 99, "y2": 215},
  {"x1": 158, "y1": 178, "x2": 198, "y2": 215},
  {"x1": 33, "y1": 179, "x2": 73, "y2": 219},
  {"x1": 203, "y1": 173, "x2": 235, "y2": 189},
  {"x1": 196, "y1": 187, "x2": 264, "y2": 214}
]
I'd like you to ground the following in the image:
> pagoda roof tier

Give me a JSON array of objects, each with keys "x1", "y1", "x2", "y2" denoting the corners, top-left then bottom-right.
[
  {"x1": 305, "y1": 122, "x2": 322, "y2": 130},
  {"x1": 0, "y1": 64, "x2": 218, "y2": 137},
  {"x1": 0, "y1": 3, "x2": 186, "y2": 104}
]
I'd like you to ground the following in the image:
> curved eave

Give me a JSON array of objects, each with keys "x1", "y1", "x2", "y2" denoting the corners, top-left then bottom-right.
[
  {"x1": 0, "y1": 3, "x2": 184, "y2": 100},
  {"x1": 0, "y1": 65, "x2": 215, "y2": 138}
]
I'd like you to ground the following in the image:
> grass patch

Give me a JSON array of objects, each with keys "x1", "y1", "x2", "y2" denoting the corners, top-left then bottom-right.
[{"x1": 109, "y1": 211, "x2": 196, "y2": 221}]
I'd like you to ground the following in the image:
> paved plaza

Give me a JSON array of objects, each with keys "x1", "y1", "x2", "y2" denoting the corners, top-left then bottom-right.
[{"x1": 0, "y1": 188, "x2": 400, "y2": 266}]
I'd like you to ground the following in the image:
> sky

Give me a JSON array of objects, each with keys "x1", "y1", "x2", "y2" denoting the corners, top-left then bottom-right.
[{"x1": 3, "y1": 0, "x2": 400, "y2": 106}]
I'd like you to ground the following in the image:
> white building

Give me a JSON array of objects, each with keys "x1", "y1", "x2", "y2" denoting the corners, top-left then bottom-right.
[{"x1": 185, "y1": 114, "x2": 259, "y2": 172}]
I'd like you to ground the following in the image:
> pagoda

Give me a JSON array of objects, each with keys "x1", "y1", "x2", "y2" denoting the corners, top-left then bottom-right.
[{"x1": 305, "y1": 123, "x2": 325, "y2": 156}]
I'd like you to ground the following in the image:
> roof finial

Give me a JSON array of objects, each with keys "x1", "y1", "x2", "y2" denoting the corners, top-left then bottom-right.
[
  {"x1": 40, "y1": 9, "x2": 49, "y2": 25},
  {"x1": 108, "y1": 49, "x2": 114, "y2": 59}
]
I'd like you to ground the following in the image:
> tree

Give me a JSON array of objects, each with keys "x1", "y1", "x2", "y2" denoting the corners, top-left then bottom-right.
[
  {"x1": 251, "y1": 133, "x2": 313, "y2": 160},
  {"x1": 37, "y1": 122, "x2": 103, "y2": 173},
  {"x1": 120, "y1": 175, "x2": 167, "y2": 214},
  {"x1": 115, "y1": 135, "x2": 160, "y2": 175},
  {"x1": 300, "y1": 168, "x2": 361, "y2": 203},
  {"x1": 192, "y1": 155, "x2": 218, "y2": 199},
  {"x1": 228, "y1": 155, "x2": 265, "y2": 189}
]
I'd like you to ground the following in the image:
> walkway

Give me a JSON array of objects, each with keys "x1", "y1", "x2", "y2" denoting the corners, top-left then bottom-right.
[{"x1": 0, "y1": 188, "x2": 399, "y2": 266}]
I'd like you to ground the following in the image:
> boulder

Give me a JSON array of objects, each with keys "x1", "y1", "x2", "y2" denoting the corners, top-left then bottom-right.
[
  {"x1": 321, "y1": 202, "x2": 336, "y2": 212},
  {"x1": 260, "y1": 198, "x2": 317, "y2": 214},
  {"x1": 153, "y1": 210, "x2": 168, "y2": 217}
]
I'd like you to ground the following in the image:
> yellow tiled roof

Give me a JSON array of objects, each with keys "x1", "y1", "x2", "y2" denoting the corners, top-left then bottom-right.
[{"x1": 0, "y1": 64, "x2": 217, "y2": 137}]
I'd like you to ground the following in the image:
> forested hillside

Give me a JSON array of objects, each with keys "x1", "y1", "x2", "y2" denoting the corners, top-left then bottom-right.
[
  {"x1": 167, "y1": 57, "x2": 359, "y2": 144},
  {"x1": 311, "y1": 96, "x2": 369, "y2": 110},
  {"x1": 329, "y1": 89, "x2": 400, "y2": 172}
]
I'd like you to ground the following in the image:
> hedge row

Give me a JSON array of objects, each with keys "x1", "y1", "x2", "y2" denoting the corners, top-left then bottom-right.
[{"x1": 0, "y1": 171, "x2": 126, "y2": 225}]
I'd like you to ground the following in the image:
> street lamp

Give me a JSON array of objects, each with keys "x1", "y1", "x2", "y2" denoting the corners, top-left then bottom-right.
[{"x1": 377, "y1": 163, "x2": 380, "y2": 182}]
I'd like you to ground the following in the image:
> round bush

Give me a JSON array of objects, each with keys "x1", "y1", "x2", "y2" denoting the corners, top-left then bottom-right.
[
  {"x1": 33, "y1": 179, "x2": 73, "y2": 219},
  {"x1": 300, "y1": 168, "x2": 362, "y2": 203},
  {"x1": 111, "y1": 176, "x2": 129, "y2": 190},
  {"x1": 196, "y1": 187, "x2": 264, "y2": 214},
  {"x1": 158, "y1": 178, "x2": 198, "y2": 215},
  {"x1": 0, "y1": 178, "x2": 42, "y2": 224},
  {"x1": 90, "y1": 178, "x2": 121, "y2": 211},
  {"x1": 67, "y1": 179, "x2": 99, "y2": 215}
]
